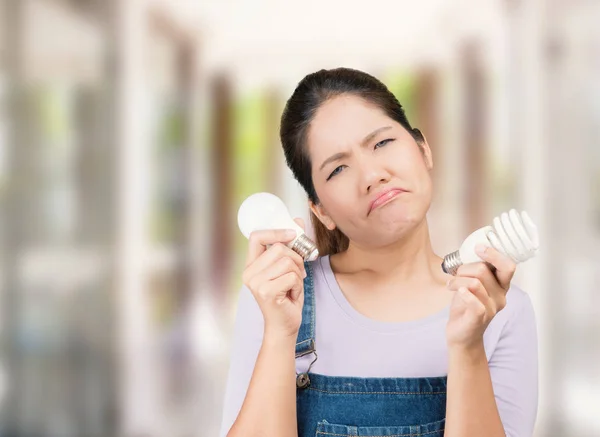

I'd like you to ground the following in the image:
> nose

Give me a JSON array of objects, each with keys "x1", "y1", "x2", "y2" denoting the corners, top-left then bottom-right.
[{"x1": 360, "y1": 157, "x2": 391, "y2": 193}]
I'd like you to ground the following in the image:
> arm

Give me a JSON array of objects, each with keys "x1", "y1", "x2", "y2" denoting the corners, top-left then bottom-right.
[
  {"x1": 220, "y1": 226, "x2": 307, "y2": 437},
  {"x1": 229, "y1": 330, "x2": 298, "y2": 437},
  {"x1": 487, "y1": 290, "x2": 538, "y2": 436},
  {"x1": 445, "y1": 243, "x2": 538, "y2": 437},
  {"x1": 219, "y1": 285, "x2": 299, "y2": 437},
  {"x1": 446, "y1": 290, "x2": 538, "y2": 437},
  {"x1": 446, "y1": 341, "x2": 505, "y2": 436}
]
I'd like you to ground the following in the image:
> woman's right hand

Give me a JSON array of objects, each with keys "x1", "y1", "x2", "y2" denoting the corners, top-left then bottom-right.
[{"x1": 242, "y1": 218, "x2": 307, "y2": 340}]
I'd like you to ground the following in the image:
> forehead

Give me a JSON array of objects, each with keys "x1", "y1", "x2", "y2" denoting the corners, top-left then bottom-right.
[{"x1": 307, "y1": 95, "x2": 394, "y2": 159}]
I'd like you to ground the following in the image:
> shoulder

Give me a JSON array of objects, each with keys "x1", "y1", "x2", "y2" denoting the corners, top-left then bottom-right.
[
  {"x1": 503, "y1": 284, "x2": 536, "y2": 324},
  {"x1": 485, "y1": 283, "x2": 537, "y2": 351}
]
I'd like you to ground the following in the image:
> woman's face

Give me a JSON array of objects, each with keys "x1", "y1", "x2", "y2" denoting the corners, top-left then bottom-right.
[{"x1": 308, "y1": 94, "x2": 434, "y2": 248}]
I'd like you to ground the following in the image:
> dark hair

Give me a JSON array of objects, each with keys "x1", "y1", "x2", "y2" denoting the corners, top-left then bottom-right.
[{"x1": 280, "y1": 67, "x2": 424, "y2": 256}]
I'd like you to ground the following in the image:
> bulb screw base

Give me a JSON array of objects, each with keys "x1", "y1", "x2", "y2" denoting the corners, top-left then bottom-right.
[
  {"x1": 441, "y1": 250, "x2": 462, "y2": 276},
  {"x1": 291, "y1": 233, "x2": 319, "y2": 262}
]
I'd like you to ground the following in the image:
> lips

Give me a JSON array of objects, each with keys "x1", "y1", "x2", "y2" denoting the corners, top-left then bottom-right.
[{"x1": 368, "y1": 188, "x2": 406, "y2": 214}]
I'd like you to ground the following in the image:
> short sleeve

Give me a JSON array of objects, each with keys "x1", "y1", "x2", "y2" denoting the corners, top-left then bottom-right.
[
  {"x1": 488, "y1": 288, "x2": 539, "y2": 437},
  {"x1": 219, "y1": 285, "x2": 265, "y2": 437}
]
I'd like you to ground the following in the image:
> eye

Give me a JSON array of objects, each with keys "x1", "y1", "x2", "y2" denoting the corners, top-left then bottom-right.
[
  {"x1": 374, "y1": 138, "x2": 395, "y2": 149},
  {"x1": 327, "y1": 165, "x2": 346, "y2": 180}
]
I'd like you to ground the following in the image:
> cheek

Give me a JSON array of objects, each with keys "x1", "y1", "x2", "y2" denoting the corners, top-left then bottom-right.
[
  {"x1": 323, "y1": 195, "x2": 357, "y2": 223},
  {"x1": 396, "y1": 148, "x2": 431, "y2": 192},
  {"x1": 312, "y1": 181, "x2": 356, "y2": 225},
  {"x1": 383, "y1": 150, "x2": 433, "y2": 222},
  {"x1": 407, "y1": 169, "x2": 433, "y2": 216}
]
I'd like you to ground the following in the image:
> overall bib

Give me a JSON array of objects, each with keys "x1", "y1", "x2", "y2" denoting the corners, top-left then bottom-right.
[{"x1": 295, "y1": 262, "x2": 448, "y2": 436}]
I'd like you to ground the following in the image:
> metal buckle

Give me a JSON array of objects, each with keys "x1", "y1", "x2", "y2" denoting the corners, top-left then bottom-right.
[{"x1": 296, "y1": 347, "x2": 318, "y2": 389}]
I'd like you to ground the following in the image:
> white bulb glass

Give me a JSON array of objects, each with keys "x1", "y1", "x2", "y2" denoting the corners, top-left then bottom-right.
[
  {"x1": 442, "y1": 209, "x2": 539, "y2": 275},
  {"x1": 238, "y1": 192, "x2": 319, "y2": 262}
]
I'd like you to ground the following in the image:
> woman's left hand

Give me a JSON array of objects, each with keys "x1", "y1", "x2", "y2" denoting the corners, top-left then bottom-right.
[{"x1": 445, "y1": 244, "x2": 517, "y2": 350}]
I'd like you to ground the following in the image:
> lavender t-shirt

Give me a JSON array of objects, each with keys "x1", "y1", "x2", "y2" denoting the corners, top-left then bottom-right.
[{"x1": 219, "y1": 255, "x2": 538, "y2": 437}]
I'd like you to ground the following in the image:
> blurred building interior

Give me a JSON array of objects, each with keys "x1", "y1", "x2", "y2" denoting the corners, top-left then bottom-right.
[{"x1": 0, "y1": 0, "x2": 599, "y2": 436}]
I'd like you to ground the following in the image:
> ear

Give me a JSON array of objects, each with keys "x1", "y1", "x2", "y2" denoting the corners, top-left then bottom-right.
[
  {"x1": 309, "y1": 200, "x2": 337, "y2": 231},
  {"x1": 418, "y1": 131, "x2": 434, "y2": 171}
]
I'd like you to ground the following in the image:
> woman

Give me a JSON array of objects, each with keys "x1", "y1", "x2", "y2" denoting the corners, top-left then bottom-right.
[{"x1": 219, "y1": 68, "x2": 538, "y2": 437}]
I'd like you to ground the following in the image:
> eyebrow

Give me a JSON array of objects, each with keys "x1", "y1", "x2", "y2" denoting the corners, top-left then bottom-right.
[{"x1": 318, "y1": 126, "x2": 393, "y2": 172}]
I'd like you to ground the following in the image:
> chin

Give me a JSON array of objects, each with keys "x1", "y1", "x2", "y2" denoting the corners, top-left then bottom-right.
[
  {"x1": 362, "y1": 223, "x2": 414, "y2": 248},
  {"x1": 375, "y1": 208, "x2": 420, "y2": 229}
]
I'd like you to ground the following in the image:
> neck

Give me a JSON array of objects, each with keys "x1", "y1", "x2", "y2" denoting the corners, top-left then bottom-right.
[{"x1": 331, "y1": 218, "x2": 446, "y2": 286}]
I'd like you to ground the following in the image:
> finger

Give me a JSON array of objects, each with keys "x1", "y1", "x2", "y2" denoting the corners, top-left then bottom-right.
[
  {"x1": 246, "y1": 242, "x2": 305, "y2": 279},
  {"x1": 455, "y1": 263, "x2": 507, "y2": 313},
  {"x1": 456, "y1": 262, "x2": 499, "y2": 296},
  {"x1": 289, "y1": 274, "x2": 304, "y2": 302},
  {"x1": 246, "y1": 228, "x2": 298, "y2": 267},
  {"x1": 457, "y1": 286, "x2": 488, "y2": 321},
  {"x1": 253, "y1": 255, "x2": 304, "y2": 286},
  {"x1": 447, "y1": 277, "x2": 493, "y2": 311},
  {"x1": 257, "y1": 271, "x2": 303, "y2": 304},
  {"x1": 475, "y1": 244, "x2": 516, "y2": 290},
  {"x1": 277, "y1": 271, "x2": 303, "y2": 303}
]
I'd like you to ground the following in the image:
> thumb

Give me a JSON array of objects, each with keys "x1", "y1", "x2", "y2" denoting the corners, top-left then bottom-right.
[{"x1": 293, "y1": 217, "x2": 305, "y2": 231}]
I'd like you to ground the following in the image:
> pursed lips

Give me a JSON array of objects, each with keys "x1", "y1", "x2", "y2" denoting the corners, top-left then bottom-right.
[{"x1": 368, "y1": 188, "x2": 407, "y2": 215}]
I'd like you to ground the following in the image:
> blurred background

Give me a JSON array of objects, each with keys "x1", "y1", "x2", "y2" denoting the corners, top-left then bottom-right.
[{"x1": 0, "y1": 0, "x2": 598, "y2": 436}]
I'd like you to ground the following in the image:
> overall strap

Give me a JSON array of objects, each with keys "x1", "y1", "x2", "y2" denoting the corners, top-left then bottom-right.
[{"x1": 295, "y1": 261, "x2": 316, "y2": 358}]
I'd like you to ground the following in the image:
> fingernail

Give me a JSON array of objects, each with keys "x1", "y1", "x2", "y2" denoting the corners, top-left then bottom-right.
[
  {"x1": 475, "y1": 244, "x2": 487, "y2": 256},
  {"x1": 446, "y1": 279, "x2": 451, "y2": 288},
  {"x1": 285, "y1": 230, "x2": 297, "y2": 239}
]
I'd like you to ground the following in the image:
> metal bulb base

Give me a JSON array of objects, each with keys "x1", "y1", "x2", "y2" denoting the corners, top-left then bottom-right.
[
  {"x1": 441, "y1": 250, "x2": 462, "y2": 276},
  {"x1": 291, "y1": 233, "x2": 319, "y2": 262}
]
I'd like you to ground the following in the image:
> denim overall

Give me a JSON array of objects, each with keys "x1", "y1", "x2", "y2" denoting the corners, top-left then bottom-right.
[{"x1": 295, "y1": 262, "x2": 448, "y2": 436}]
